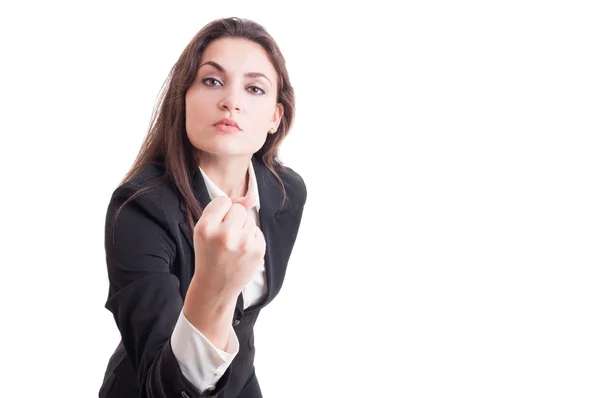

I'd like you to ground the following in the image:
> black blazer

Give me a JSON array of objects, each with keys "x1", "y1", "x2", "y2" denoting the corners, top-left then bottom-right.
[{"x1": 99, "y1": 156, "x2": 306, "y2": 398}]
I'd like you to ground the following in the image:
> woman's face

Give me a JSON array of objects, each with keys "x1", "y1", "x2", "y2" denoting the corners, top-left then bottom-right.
[{"x1": 185, "y1": 37, "x2": 283, "y2": 159}]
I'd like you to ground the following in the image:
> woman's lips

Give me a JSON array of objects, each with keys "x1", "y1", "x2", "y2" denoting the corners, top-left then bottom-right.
[
  {"x1": 214, "y1": 117, "x2": 241, "y2": 133},
  {"x1": 214, "y1": 123, "x2": 241, "y2": 133}
]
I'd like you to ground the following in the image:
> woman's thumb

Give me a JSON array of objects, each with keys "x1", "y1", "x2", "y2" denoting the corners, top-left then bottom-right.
[{"x1": 230, "y1": 195, "x2": 255, "y2": 210}]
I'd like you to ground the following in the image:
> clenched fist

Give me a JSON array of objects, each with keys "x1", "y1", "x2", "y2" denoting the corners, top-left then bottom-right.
[
  {"x1": 182, "y1": 195, "x2": 266, "y2": 348},
  {"x1": 192, "y1": 195, "x2": 266, "y2": 300}
]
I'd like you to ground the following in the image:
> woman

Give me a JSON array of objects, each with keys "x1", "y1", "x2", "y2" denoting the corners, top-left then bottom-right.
[{"x1": 99, "y1": 17, "x2": 306, "y2": 398}]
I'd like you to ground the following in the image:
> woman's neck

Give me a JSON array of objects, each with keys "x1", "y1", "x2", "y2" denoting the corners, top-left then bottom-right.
[{"x1": 198, "y1": 153, "x2": 251, "y2": 198}]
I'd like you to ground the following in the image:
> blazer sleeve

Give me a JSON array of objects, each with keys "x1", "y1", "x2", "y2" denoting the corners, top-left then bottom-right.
[{"x1": 104, "y1": 184, "x2": 231, "y2": 397}]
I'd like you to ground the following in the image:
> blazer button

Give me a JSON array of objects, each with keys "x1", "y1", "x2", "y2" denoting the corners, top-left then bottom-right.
[{"x1": 232, "y1": 318, "x2": 240, "y2": 326}]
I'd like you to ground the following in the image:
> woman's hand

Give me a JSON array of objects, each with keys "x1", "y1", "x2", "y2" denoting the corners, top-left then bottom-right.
[
  {"x1": 192, "y1": 195, "x2": 266, "y2": 299},
  {"x1": 183, "y1": 195, "x2": 265, "y2": 349}
]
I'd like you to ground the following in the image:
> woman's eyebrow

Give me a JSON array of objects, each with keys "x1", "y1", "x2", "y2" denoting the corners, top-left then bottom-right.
[
  {"x1": 245, "y1": 72, "x2": 272, "y2": 86},
  {"x1": 199, "y1": 61, "x2": 272, "y2": 86},
  {"x1": 199, "y1": 60, "x2": 225, "y2": 73}
]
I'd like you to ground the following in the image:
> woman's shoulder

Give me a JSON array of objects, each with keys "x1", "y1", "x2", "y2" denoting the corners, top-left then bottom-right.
[
  {"x1": 126, "y1": 161, "x2": 164, "y2": 182},
  {"x1": 276, "y1": 163, "x2": 307, "y2": 208},
  {"x1": 109, "y1": 163, "x2": 179, "y2": 211}
]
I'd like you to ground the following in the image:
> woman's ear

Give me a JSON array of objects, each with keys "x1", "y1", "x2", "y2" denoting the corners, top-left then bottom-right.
[{"x1": 270, "y1": 103, "x2": 284, "y2": 133}]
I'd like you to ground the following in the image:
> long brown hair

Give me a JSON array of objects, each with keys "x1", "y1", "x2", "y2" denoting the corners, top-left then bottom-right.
[{"x1": 119, "y1": 17, "x2": 295, "y2": 230}]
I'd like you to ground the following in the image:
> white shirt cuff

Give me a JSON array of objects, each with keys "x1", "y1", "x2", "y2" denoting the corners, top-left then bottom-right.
[{"x1": 171, "y1": 309, "x2": 239, "y2": 392}]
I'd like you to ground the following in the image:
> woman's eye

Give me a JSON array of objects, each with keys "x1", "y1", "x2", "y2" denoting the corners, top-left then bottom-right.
[
  {"x1": 247, "y1": 86, "x2": 265, "y2": 95},
  {"x1": 202, "y1": 78, "x2": 222, "y2": 87}
]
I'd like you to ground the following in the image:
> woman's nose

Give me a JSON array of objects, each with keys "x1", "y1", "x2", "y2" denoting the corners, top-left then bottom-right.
[{"x1": 218, "y1": 93, "x2": 241, "y2": 112}]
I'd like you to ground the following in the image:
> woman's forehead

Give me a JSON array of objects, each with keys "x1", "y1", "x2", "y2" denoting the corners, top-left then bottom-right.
[{"x1": 200, "y1": 38, "x2": 276, "y2": 78}]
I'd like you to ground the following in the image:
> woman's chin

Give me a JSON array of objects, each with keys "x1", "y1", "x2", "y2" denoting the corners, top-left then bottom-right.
[
  {"x1": 191, "y1": 137, "x2": 263, "y2": 158},
  {"x1": 195, "y1": 144, "x2": 257, "y2": 158}
]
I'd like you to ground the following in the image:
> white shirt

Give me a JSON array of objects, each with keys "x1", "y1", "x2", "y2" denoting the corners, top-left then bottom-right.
[{"x1": 170, "y1": 161, "x2": 268, "y2": 392}]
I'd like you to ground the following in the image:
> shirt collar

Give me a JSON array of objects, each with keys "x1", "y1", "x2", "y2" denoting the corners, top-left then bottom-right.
[{"x1": 198, "y1": 161, "x2": 261, "y2": 212}]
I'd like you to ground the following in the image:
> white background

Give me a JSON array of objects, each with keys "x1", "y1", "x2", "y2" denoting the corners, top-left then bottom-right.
[{"x1": 1, "y1": 1, "x2": 599, "y2": 397}]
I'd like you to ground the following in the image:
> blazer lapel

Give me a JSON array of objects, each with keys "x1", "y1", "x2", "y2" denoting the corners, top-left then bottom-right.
[
  {"x1": 251, "y1": 157, "x2": 288, "y2": 309},
  {"x1": 178, "y1": 165, "x2": 210, "y2": 249}
]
